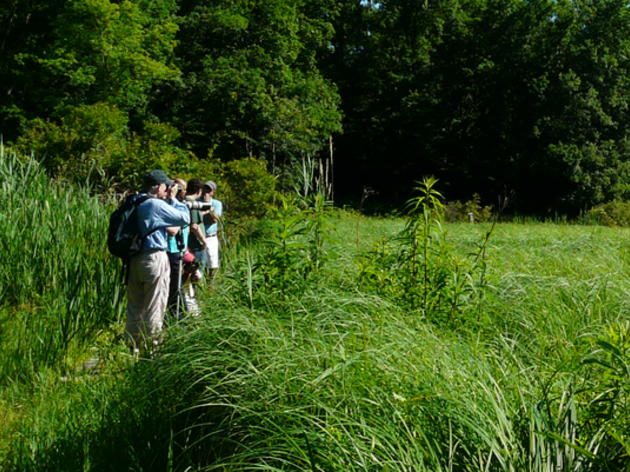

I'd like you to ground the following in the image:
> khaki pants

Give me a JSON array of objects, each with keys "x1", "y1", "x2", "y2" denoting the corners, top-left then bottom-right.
[{"x1": 126, "y1": 250, "x2": 170, "y2": 349}]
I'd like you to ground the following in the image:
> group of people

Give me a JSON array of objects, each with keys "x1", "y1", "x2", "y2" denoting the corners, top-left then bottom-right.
[{"x1": 126, "y1": 169, "x2": 223, "y2": 353}]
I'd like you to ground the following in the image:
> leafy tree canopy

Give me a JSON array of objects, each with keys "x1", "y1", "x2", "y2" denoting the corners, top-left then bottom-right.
[
  {"x1": 164, "y1": 0, "x2": 342, "y2": 164},
  {"x1": 1, "y1": 0, "x2": 628, "y2": 214},
  {"x1": 0, "y1": 0, "x2": 180, "y2": 135}
]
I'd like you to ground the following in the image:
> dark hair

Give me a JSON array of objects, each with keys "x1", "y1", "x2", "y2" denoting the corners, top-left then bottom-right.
[{"x1": 187, "y1": 178, "x2": 204, "y2": 195}]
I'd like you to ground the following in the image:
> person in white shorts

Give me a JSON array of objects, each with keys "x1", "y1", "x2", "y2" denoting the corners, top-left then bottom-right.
[{"x1": 200, "y1": 180, "x2": 223, "y2": 280}]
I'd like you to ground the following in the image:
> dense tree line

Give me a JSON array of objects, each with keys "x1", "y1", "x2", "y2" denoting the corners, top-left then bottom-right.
[{"x1": 0, "y1": 0, "x2": 628, "y2": 214}]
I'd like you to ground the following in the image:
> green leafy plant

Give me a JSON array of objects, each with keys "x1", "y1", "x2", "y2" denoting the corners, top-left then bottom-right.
[
  {"x1": 580, "y1": 322, "x2": 629, "y2": 467},
  {"x1": 525, "y1": 322, "x2": 629, "y2": 472},
  {"x1": 246, "y1": 193, "x2": 331, "y2": 296},
  {"x1": 358, "y1": 178, "x2": 492, "y2": 324}
]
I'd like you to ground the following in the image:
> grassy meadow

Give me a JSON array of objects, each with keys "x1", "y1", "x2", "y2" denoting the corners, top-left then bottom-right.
[{"x1": 0, "y1": 149, "x2": 628, "y2": 471}]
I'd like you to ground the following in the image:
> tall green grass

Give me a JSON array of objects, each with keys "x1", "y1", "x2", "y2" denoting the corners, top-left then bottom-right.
[
  {"x1": 7, "y1": 243, "x2": 627, "y2": 470},
  {"x1": 0, "y1": 145, "x2": 123, "y2": 381},
  {"x1": 0, "y1": 160, "x2": 628, "y2": 471}
]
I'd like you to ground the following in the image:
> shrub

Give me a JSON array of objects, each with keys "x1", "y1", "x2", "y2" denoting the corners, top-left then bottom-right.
[
  {"x1": 221, "y1": 157, "x2": 278, "y2": 219},
  {"x1": 15, "y1": 103, "x2": 128, "y2": 186},
  {"x1": 16, "y1": 105, "x2": 279, "y2": 225},
  {"x1": 165, "y1": 156, "x2": 279, "y2": 244},
  {"x1": 15, "y1": 105, "x2": 196, "y2": 191},
  {"x1": 111, "y1": 121, "x2": 197, "y2": 190},
  {"x1": 444, "y1": 193, "x2": 493, "y2": 223},
  {"x1": 583, "y1": 200, "x2": 630, "y2": 227}
]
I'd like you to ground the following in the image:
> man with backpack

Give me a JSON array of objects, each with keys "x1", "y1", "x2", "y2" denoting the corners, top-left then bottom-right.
[{"x1": 126, "y1": 170, "x2": 190, "y2": 352}]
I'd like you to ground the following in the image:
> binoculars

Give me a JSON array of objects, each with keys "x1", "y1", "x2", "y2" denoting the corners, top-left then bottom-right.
[{"x1": 184, "y1": 200, "x2": 213, "y2": 210}]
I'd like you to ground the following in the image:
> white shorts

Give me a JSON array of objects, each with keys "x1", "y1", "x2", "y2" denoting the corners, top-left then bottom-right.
[{"x1": 204, "y1": 235, "x2": 220, "y2": 269}]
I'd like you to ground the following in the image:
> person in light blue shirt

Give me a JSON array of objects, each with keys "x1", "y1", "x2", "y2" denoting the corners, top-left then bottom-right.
[
  {"x1": 166, "y1": 179, "x2": 190, "y2": 318},
  {"x1": 133, "y1": 196, "x2": 189, "y2": 251},
  {"x1": 200, "y1": 180, "x2": 223, "y2": 280},
  {"x1": 126, "y1": 170, "x2": 190, "y2": 352}
]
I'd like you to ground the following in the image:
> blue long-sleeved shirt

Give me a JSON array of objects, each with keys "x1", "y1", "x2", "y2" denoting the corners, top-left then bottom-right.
[{"x1": 133, "y1": 194, "x2": 190, "y2": 251}]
